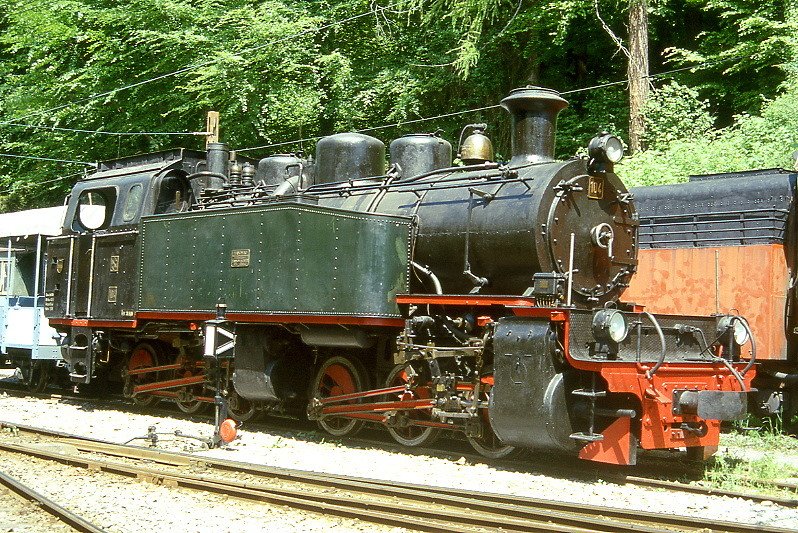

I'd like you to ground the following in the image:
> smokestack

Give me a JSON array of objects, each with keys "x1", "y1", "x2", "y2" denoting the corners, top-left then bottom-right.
[{"x1": 500, "y1": 86, "x2": 568, "y2": 166}]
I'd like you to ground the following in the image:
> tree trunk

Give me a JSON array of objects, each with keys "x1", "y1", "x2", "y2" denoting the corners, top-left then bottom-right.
[
  {"x1": 627, "y1": 0, "x2": 649, "y2": 154},
  {"x1": 790, "y1": 2, "x2": 798, "y2": 79}
]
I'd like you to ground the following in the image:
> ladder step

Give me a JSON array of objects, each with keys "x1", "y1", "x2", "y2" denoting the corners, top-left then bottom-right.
[
  {"x1": 571, "y1": 388, "x2": 607, "y2": 398},
  {"x1": 570, "y1": 432, "x2": 605, "y2": 442}
]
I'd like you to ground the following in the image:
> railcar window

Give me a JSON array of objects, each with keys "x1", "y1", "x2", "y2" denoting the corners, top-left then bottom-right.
[
  {"x1": 122, "y1": 183, "x2": 143, "y2": 222},
  {"x1": 75, "y1": 189, "x2": 115, "y2": 231},
  {"x1": 0, "y1": 259, "x2": 7, "y2": 296}
]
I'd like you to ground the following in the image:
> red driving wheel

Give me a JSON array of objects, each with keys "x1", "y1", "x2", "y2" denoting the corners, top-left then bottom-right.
[{"x1": 311, "y1": 356, "x2": 367, "y2": 437}]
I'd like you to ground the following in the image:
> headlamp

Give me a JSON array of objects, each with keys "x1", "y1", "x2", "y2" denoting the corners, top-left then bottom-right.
[
  {"x1": 588, "y1": 133, "x2": 624, "y2": 164},
  {"x1": 592, "y1": 309, "x2": 628, "y2": 344},
  {"x1": 717, "y1": 315, "x2": 749, "y2": 346}
]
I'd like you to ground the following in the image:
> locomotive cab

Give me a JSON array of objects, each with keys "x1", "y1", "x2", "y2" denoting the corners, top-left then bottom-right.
[
  {"x1": 45, "y1": 149, "x2": 210, "y2": 384},
  {"x1": 67, "y1": 160, "x2": 195, "y2": 233}
]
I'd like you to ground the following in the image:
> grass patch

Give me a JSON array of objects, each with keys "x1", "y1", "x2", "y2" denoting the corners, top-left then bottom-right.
[
  {"x1": 703, "y1": 453, "x2": 798, "y2": 497},
  {"x1": 721, "y1": 415, "x2": 798, "y2": 454},
  {"x1": 699, "y1": 415, "x2": 798, "y2": 497}
]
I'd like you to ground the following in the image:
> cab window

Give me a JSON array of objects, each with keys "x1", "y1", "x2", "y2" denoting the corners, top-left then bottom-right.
[
  {"x1": 0, "y1": 259, "x2": 7, "y2": 295},
  {"x1": 155, "y1": 174, "x2": 190, "y2": 214},
  {"x1": 73, "y1": 188, "x2": 116, "y2": 231},
  {"x1": 122, "y1": 183, "x2": 144, "y2": 222}
]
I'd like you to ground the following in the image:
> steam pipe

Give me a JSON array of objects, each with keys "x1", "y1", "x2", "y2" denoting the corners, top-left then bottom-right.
[
  {"x1": 644, "y1": 312, "x2": 667, "y2": 379},
  {"x1": 767, "y1": 371, "x2": 798, "y2": 385},
  {"x1": 304, "y1": 162, "x2": 501, "y2": 194},
  {"x1": 273, "y1": 175, "x2": 302, "y2": 196},
  {"x1": 717, "y1": 356, "x2": 747, "y2": 392},
  {"x1": 411, "y1": 261, "x2": 442, "y2": 294},
  {"x1": 188, "y1": 171, "x2": 227, "y2": 192}
]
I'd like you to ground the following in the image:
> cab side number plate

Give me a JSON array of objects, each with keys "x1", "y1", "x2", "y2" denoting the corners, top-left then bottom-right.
[{"x1": 231, "y1": 249, "x2": 251, "y2": 268}]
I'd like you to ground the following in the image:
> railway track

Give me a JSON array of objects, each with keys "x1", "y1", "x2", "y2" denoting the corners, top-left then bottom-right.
[
  {"x1": 0, "y1": 422, "x2": 789, "y2": 533},
  {"x1": 338, "y1": 433, "x2": 798, "y2": 506},
  {"x1": 0, "y1": 468, "x2": 108, "y2": 533},
  {"x1": 0, "y1": 374, "x2": 798, "y2": 498},
  {"x1": 2, "y1": 382, "x2": 797, "y2": 508}
]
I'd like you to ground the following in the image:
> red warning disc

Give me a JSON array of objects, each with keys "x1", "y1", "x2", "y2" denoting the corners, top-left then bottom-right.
[{"x1": 219, "y1": 418, "x2": 237, "y2": 444}]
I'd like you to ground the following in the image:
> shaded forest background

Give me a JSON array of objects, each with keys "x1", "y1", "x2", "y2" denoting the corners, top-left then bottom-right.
[{"x1": 0, "y1": 0, "x2": 796, "y2": 211}]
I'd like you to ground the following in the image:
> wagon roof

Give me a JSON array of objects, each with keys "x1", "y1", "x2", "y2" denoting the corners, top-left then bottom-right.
[{"x1": 0, "y1": 206, "x2": 67, "y2": 238}]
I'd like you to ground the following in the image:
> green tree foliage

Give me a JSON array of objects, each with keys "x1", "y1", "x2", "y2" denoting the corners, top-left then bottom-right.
[
  {"x1": 0, "y1": 0, "x2": 795, "y2": 211},
  {"x1": 0, "y1": 0, "x2": 326, "y2": 208},
  {"x1": 641, "y1": 81, "x2": 714, "y2": 150},
  {"x1": 619, "y1": 3, "x2": 798, "y2": 185},
  {"x1": 663, "y1": 0, "x2": 798, "y2": 118},
  {"x1": 620, "y1": 79, "x2": 798, "y2": 185}
]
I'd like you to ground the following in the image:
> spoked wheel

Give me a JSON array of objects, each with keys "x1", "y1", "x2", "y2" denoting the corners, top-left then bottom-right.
[
  {"x1": 176, "y1": 400, "x2": 206, "y2": 414},
  {"x1": 175, "y1": 390, "x2": 207, "y2": 414},
  {"x1": 467, "y1": 381, "x2": 519, "y2": 460},
  {"x1": 384, "y1": 363, "x2": 440, "y2": 447},
  {"x1": 126, "y1": 343, "x2": 160, "y2": 407},
  {"x1": 175, "y1": 369, "x2": 208, "y2": 414},
  {"x1": 23, "y1": 361, "x2": 50, "y2": 393},
  {"x1": 311, "y1": 356, "x2": 367, "y2": 437},
  {"x1": 227, "y1": 390, "x2": 258, "y2": 422}
]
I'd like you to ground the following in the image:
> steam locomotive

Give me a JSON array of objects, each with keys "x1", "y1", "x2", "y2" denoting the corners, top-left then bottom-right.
[{"x1": 38, "y1": 86, "x2": 753, "y2": 465}]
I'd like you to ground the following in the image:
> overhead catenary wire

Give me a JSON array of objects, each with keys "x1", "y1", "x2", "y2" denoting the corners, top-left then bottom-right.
[
  {"x1": 237, "y1": 55, "x2": 743, "y2": 154},
  {"x1": 0, "y1": 54, "x2": 747, "y2": 173},
  {"x1": 237, "y1": 104, "x2": 504, "y2": 153},
  {"x1": 1, "y1": 122, "x2": 210, "y2": 137},
  {"x1": 0, "y1": 170, "x2": 85, "y2": 196},
  {"x1": 10, "y1": 57, "x2": 728, "y2": 149},
  {"x1": 409, "y1": 0, "x2": 524, "y2": 69},
  {"x1": 2, "y1": 0, "x2": 742, "y2": 154},
  {"x1": 0, "y1": 153, "x2": 96, "y2": 166},
  {"x1": 562, "y1": 56, "x2": 743, "y2": 96},
  {"x1": 0, "y1": 2, "x2": 401, "y2": 126}
]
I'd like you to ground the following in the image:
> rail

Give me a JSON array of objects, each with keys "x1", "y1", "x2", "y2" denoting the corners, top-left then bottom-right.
[
  {"x1": 0, "y1": 421, "x2": 790, "y2": 533},
  {"x1": 0, "y1": 469, "x2": 108, "y2": 533},
  {"x1": 1, "y1": 387, "x2": 796, "y2": 506}
]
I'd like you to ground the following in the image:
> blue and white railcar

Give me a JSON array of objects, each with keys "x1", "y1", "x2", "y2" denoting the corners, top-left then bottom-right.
[{"x1": 0, "y1": 206, "x2": 67, "y2": 390}]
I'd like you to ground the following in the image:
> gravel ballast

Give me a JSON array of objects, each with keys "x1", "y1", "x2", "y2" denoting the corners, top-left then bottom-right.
[
  {"x1": 0, "y1": 445, "x2": 400, "y2": 533},
  {"x1": 0, "y1": 390, "x2": 796, "y2": 531},
  {"x1": 0, "y1": 482, "x2": 77, "y2": 533}
]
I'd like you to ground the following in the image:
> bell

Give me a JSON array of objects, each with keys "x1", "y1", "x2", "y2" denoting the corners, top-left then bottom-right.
[{"x1": 459, "y1": 127, "x2": 494, "y2": 165}]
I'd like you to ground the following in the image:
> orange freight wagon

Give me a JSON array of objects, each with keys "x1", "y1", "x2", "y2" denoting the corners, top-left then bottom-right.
[{"x1": 627, "y1": 168, "x2": 798, "y2": 417}]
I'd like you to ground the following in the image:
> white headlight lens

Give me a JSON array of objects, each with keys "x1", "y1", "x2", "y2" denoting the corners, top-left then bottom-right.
[
  {"x1": 607, "y1": 311, "x2": 628, "y2": 342},
  {"x1": 592, "y1": 309, "x2": 628, "y2": 343},
  {"x1": 604, "y1": 136, "x2": 624, "y2": 163},
  {"x1": 588, "y1": 133, "x2": 625, "y2": 164},
  {"x1": 717, "y1": 315, "x2": 749, "y2": 346},
  {"x1": 733, "y1": 320, "x2": 749, "y2": 345}
]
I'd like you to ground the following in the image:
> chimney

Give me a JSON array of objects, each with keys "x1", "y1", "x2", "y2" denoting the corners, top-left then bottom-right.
[{"x1": 500, "y1": 86, "x2": 568, "y2": 166}]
